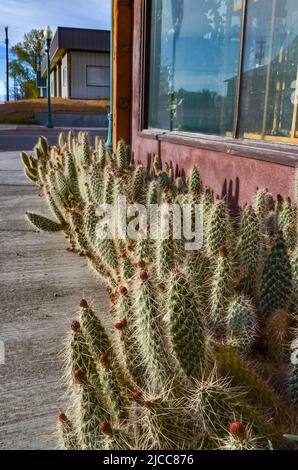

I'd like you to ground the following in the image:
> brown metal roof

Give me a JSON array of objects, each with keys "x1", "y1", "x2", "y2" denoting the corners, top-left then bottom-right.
[{"x1": 42, "y1": 27, "x2": 110, "y2": 75}]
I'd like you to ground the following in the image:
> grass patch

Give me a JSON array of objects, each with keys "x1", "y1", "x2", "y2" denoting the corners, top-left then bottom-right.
[{"x1": 0, "y1": 98, "x2": 109, "y2": 124}]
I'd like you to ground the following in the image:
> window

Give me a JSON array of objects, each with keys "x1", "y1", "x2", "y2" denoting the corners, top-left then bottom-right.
[
  {"x1": 239, "y1": 0, "x2": 298, "y2": 142},
  {"x1": 63, "y1": 66, "x2": 67, "y2": 88},
  {"x1": 87, "y1": 66, "x2": 110, "y2": 87},
  {"x1": 146, "y1": 0, "x2": 298, "y2": 143}
]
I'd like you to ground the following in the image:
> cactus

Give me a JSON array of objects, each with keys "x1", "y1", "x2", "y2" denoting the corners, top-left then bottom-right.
[
  {"x1": 279, "y1": 198, "x2": 296, "y2": 250},
  {"x1": 116, "y1": 140, "x2": 129, "y2": 171},
  {"x1": 188, "y1": 166, "x2": 203, "y2": 195},
  {"x1": 209, "y1": 246, "x2": 231, "y2": 335},
  {"x1": 265, "y1": 309, "x2": 290, "y2": 360},
  {"x1": 237, "y1": 206, "x2": 261, "y2": 296},
  {"x1": 226, "y1": 296, "x2": 258, "y2": 354},
  {"x1": 25, "y1": 211, "x2": 63, "y2": 232},
  {"x1": 132, "y1": 165, "x2": 147, "y2": 204},
  {"x1": 206, "y1": 200, "x2": 231, "y2": 259},
  {"x1": 193, "y1": 372, "x2": 276, "y2": 437},
  {"x1": 166, "y1": 269, "x2": 206, "y2": 380},
  {"x1": 291, "y1": 246, "x2": 298, "y2": 312},
  {"x1": 57, "y1": 413, "x2": 79, "y2": 450},
  {"x1": 103, "y1": 170, "x2": 115, "y2": 205},
  {"x1": 96, "y1": 228, "x2": 119, "y2": 271},
  {"x1": 185, "y1": 251, "x2": 210, "y2": 311},
  {"x1": 216, "y1": 428, "x2": 262, "y2": 450},
  {"x1": 260, "y1": 232, "x2": 292, "y2": 317},
  {"x1": 133, "y1": 271, "x2": 171, "y2": 391},
  {"x1": 85, "y1": 204, "x2": 97, "y2": 246},
  {"x1": 253, "y1": 189, "x2": 274, "y2": 223},
  {"x1": 214, "y1": 346, "x2": 285, "y2": 414},
  {"x1": 90, "y1": 164, "x2": 103, "y2": 204},
  {"x1": 20, "y1": 133, "x2": 297, "y2": 450}
]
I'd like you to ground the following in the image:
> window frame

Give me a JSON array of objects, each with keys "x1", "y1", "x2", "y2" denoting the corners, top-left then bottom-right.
[
  {"x1": 138, "y1": 0, "x2": 298, "y2": 158},
  {"x1": 86, "y1": 65, "x2": 110, "y2": 88}
]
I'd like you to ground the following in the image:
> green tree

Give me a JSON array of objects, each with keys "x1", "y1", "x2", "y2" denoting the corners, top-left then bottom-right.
[{"x1": 10, "y1": 29, "x2": 45, "y2": 99}]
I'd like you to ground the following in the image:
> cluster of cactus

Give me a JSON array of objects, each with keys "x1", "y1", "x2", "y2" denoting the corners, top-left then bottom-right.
[{"x1": 21, "y1": 132, "x2": 298, "y2": 450}]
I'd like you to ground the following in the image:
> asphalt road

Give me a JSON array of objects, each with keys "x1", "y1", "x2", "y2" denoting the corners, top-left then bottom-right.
[{"x1": 0, "y1": 128, "x2": 107, "y2": 151}]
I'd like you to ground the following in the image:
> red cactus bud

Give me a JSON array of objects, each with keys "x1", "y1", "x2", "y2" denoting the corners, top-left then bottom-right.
[
  {"x1": 100, "y1": 421, "x2": 112, "y2": 435},
  {"x1": 58, "y1": 412, "x2": 67, "y2": 422},
  {"x1": 99, "y1": 353, "x2": 108, "y2": 363},
  {"x1": 71, "y1": 320, "x2": 80, "y2": 332},
  {"x1": 144, "y1": 400, "x2": 152, "y2": 409},
  {"x1": 229, "y1": 421, "x2": 242, "y2": 435},
  {"x1": 219, "y1": 244, "x2": 227, "y2": 254},
  {"x1": 80, "y1": 299, "x2": 88, "y2": 308},
  {"x1": 132, "y1": 390, "x2": 143, "y2": 401},
  {"x1": 73, "y1": 369, "x2": 83, "y2": 380},
  {"x1": 114, "y1": 322, "x2": 123, "y2": 331},
  {"x1": 119, "y1": 286, "x2": 128, "y2": 296},
  {"x1": 139, "y1": 271, "x2": 148, "y2": 281},
  {"x1": 120, "y1": 318, "x2": 127, "y2": 328},
  {"x1": 166, "y1": 197, "x2": 172, "y2": 204}
]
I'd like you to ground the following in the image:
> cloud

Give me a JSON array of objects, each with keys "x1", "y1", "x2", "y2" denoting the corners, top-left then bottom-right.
[{"x1": 0, "y1": 0, "x2": 110, "y2": 44}]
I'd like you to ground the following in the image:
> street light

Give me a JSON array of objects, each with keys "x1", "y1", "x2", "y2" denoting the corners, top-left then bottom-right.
[
  {"x1": 44, "y1": 25, "x2": 53, "y2": 128},
  {"x1": 105, "y1": 1, "x2": 113, "y2": 150}
]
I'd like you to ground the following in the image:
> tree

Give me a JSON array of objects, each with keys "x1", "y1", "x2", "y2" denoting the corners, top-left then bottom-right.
[{"x1": 9, "y1": 29, "x2": 45, "y2": 99}]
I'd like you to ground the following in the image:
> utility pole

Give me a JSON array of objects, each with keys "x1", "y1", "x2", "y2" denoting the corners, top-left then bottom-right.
[{"x1": 5, "y1": 27, "x2": 9, "y2": 102}]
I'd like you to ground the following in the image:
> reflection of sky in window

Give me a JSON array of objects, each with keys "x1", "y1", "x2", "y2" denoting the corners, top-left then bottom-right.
[{"x1": 159, "y1": 0, "x2": 241, "y2": 95}]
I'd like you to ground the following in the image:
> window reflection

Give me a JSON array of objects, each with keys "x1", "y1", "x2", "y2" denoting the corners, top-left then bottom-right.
[
  {"x1": 148, "y1": 0, "x2": 298, "y2": 144},
  {"x1": 239, "y1": 0, "x2": 298, "y2": 142},
  {"x1": 148, "y1": 0, "x2": 242, "y2": 135}
]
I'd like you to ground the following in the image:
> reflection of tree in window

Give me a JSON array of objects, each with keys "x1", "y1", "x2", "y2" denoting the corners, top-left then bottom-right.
[{"x1": 148, "y1": 0, "x2": 242, "y2": 135}]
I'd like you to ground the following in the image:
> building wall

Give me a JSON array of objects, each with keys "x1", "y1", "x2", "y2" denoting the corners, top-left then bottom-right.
[
  {"x1": 50, "y1": 70, "x2": 55, "y2": 98},
  {"x1": 129, "y1": 1, "x2": 297, "y2": 206},
  {"x1": 70, "y1": 51, "x2": 110, "y2": 100},
  {"x1": 61, "y1": 53, "x2": 69, "y2": 99}
]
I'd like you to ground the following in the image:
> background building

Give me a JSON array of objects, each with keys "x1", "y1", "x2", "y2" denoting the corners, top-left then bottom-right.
[{"x1": 42, "y1": 27, "x2": 110, "y2": 100}]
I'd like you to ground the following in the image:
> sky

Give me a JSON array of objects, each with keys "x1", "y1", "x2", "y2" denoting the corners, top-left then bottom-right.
[{"x1": 0, "y1": 0, "x2": 111, "y2": 99}]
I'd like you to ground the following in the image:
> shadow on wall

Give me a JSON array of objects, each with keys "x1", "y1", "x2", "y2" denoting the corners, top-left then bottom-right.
[{"x1": 144, "y1": 152, "x2": 241, "y2": 214}]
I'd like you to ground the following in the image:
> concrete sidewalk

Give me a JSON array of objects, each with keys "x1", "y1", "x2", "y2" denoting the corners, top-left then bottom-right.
[{"x1": 0, "y1": 151, "x2": 108, "y2": 449}]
